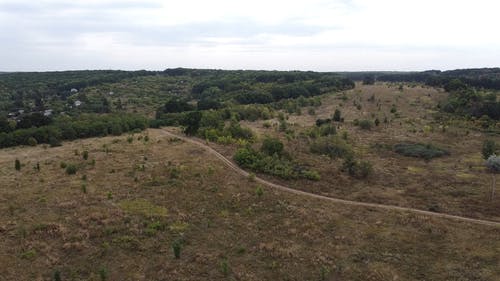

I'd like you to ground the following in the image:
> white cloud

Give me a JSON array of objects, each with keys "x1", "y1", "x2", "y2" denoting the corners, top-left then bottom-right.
[{"x1": 0, "y1": 0, "x2": 499, "y2": 71}]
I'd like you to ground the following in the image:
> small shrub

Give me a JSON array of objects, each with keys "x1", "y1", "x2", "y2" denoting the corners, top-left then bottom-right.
[
  {"x1": 390, "y1": 105, "x2": 397, "y2": 113},
  {"x1": 27, "y1": 137, "x2": 38, "y2": 146},
  {"x1": 83, "y1": 150, "x2": 89, "y2": 160},
  {"x1": 310, "y1": 136, "x2": 353, "y2": 159},
  {"x1": 316, "y1": 118, "x2": 331, "y2": 127},
  {"x1": 248, "y1": 172, "x2": 256, "y2": 182},
  {"x1": 333, "y1": 109, "x2": 342, "y2": 122},
  {"x1": 169, "y1": 166, "x2": 181, "y2": 179},
  {"x1": 172, "y1": 239, "x2": 182, "y2": 259},
  {"x1": 255, "y1": 185, "x2": 264, "y2": 197},
  {"x1": 394, "y1": 143, "x2": 449, "y2": 160},
  {"x1": 65, "y1": 164, "x2": 77, "y2": 175},
  {"x1": 15, "y1": 159, "x2": 21, "y2": 171},
  {"x1": 60, "y1": 162, "x2": 67, "y2": 169},
  {"x1": 81, "y1": 184, "x2": 87, "y2": 194},
  {"x1": 302, "y1": 170, "x2": 321, "y2": 181},
  {"x1": 49, "y1": 137, "x2": 62, "y2": 147},
  {"x1": 127, "y1": 136, "x2": 134, "y2": 143},
  {"x1": 53, "y1": 270, "x2": 62, "y2": 281},
  {"x1": 358, "y1": 119, "x2": 373, "y2": 130},
  {"x1": 20, "y1": 249, "x2": 36, "y2": 259},
  {"x1": 318, "y1": 124, "x2": 336, "y2": 136},
  {"x1": 98, "y1": 267, "x2": 108, "y2": 281},
  {"x1": 342, "y1": 156, "x2": 373, "y2": 179},
  {"x1": 220, "y1": 259, "x2": 229, "y2": 276},
  {"x1": 357, "y1": 161, "x2": 373, "y2": 178},
  {"x1": 374, "y1": 118, "x2": 380, "y2": 126},
  {"x1": 482, "y1": 140, "x2": 497, "y2": 159}
]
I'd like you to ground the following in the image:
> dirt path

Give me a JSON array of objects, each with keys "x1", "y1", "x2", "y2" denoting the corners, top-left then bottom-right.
[{"x1": 158, "y1": 129, "x2": 500, "y2": 228}]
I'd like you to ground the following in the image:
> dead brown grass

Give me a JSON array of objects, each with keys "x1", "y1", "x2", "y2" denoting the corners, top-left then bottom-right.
[{"x1": 0, "y1": 128, "x2": 499, "y2": 280}]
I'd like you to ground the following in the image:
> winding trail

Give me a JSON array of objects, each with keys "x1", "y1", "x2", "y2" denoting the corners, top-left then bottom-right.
[{"x1": 159, "y1": 129, "x2": 500, "y2": 228}]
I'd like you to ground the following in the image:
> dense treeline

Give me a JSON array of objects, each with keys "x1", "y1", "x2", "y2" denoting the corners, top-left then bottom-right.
[
  {"x1": 440, "y1": 79, "x2": 500, "y2": 120},
  {"x1": 0, "y1": 114, "x2": 149, "y2": 148},
  {"x1": 341, "y1": 68, "x2": 500, "y2": 90},
  {"x1": 0, "y1": 70, "x2": 155, "y2": 113}
]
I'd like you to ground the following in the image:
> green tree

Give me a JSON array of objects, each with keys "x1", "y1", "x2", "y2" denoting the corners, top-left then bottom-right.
[
  {"x1": 183, "y1": 111, "x2": 202, "y2": 135},
  {"x1": 333, "y1": 109, "x2": 341, "y2": 122},
  {"x1": 261, "y1": 137, "x2": 284, "y2": 156},
  {"x1": 486, "y1": 155, "x2": 500, "y2": 200},
  {"x1": 15, "y1": 159, "x2": 21, "y2": 171}
]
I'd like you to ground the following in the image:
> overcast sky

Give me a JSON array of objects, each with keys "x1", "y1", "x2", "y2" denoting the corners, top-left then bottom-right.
[{"x1": 1, "y1": 0, "x2": 499, "y2": 71}]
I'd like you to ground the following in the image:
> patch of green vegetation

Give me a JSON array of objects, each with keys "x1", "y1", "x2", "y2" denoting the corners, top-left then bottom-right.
[
  {"x1": 169, "y1": 221, "x2": 189, "y2": 233},
  {"x1": 394, "y1": 143, "x2": 449, "y2": 160},
  {"x1": 65, "y1": 164, "x2": 77, "y2": 175},
  {"x1": 309, "y1": 136, "x2": 353, "y2": 159},
  {"x1": 20, "y1": 249, "x2": 37, "y2": 260},
  {"x1": 234, "y1": 147, "x2": 319, "y2": 180},
  {"x1": 118, "y1": 199, "x2": 168, "y2": 217}
]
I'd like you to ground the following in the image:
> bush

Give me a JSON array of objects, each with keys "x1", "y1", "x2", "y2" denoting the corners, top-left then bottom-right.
[
  {"x1": 49, "y1": 137, "x2": 62, "y2": 147},
  {"x1": 316, "y1": 118, "x2": 331, "y2": 127},
  {"x1": 482, "y1": 139, "x2": 497, "y2": 159},
  {"x1": 358, "y1": 119, "x2": 373, "y2": 130},
  {"x1": 261, "y1": 137, "x2": 284, "y2": 156},
  {"x1": 394, "y1": 143, "x2": 449, "y2": 160},
  {"x1": 65, "y1": 164, "x2": 77, "y2": 175},
  {"x1": 318, "y1": 124, "x2": 336, "y2": 136},
  {"x1": 27, "y1": 137, "x2": 38, "y2": 146},
  {"x1": 342, "y1": 156, "x2": 373, "y2": 179},
  {"x1": 83, "y1": 150, "x2": 89, "y2": 160},
  {"x1": 310, "y1": 136, "x2": 353, "y2": 159},
  {"x1": 234, "y1": 147, "x2": 318, "y2": 180},
  {"x1": 255, "y1": 185, "x2": 264, "y2": 197},
  {"x1": 357, "y1": 161, "x2": 373, "y2": 178},
  {"x1": 333, "y1": 109, "x2": 341, "y2": 122},
  {"x1": 172, "y1": 240, "x2": 182, "y2": 259},
  {"x1": 15, "y1": 159, "x2": 21, "y2": 171},
  {"x1": 302, "y1": 170, "x2": 321, "y2": 181},
  {"x1": 234, "y1": 148, "x2": 259, "y2": 167},
  {"x1": 53, "y1": 270, "x2": 61, "y2": 281}
]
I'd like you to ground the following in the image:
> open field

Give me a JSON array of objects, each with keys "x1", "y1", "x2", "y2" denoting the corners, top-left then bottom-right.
[{"x1": 0, "y1": 129, "x2": 499, "y2": 280}]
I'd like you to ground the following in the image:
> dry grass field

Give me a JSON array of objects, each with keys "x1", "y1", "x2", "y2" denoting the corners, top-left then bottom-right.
[{"x1": 0, "y1": 128, "x2": 499, "y2": 280}]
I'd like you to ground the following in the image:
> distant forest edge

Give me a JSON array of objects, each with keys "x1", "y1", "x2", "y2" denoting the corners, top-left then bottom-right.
[
  {"x1": 0, "y1": 67, "x2": 498, "y2": 148},
  {"x1": 341, "y1": 68, "x2": 500, "y2": 90}
]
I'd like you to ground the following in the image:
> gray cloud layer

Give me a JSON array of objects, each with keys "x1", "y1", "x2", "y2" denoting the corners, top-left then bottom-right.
[{"x1": 1, "y1": 0, "x2": 499, "y2": 71}]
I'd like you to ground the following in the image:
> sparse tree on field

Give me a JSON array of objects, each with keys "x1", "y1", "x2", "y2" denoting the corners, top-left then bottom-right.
[
  {"x1": 486, "y1": 155, "x2": 500, "y2": 200},
  {"x1": 333, "y1": 109, "x2": 341, "y2": 122},
  {"x1": 15, "y1": 159, "x2": 21, "y2": 171}
]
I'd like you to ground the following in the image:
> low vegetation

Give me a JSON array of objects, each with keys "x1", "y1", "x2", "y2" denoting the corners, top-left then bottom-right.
[{"x1": 394, "y1": 143, "x2": 449, "y2": 160}]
